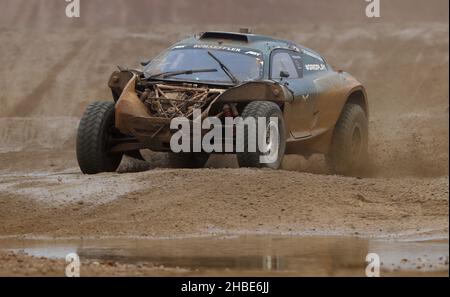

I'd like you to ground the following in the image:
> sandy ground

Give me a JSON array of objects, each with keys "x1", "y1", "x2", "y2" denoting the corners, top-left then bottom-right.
[
  {"x1": 0, "y1": 250, "x2": 192, "y2": 277},
  {"x1": 0, "y1": 167, "x2": 448, "y2": 239},
  {"x1": 0, "y1": 0, "x2": 448, "y2": 276}
]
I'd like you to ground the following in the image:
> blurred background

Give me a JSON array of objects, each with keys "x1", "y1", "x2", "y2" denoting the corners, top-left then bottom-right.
[{"x1": 0, "y1": 0, "x2": 448, "y2": 176}]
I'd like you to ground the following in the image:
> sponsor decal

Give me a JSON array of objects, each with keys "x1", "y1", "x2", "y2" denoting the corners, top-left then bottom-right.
[
  {"x1": 305, "y1": 64, "x2": 326, "y2": 71},
  {"x1": 245, "y1": 51, "x2": 262, "y2": 57},
  {"x1": 193, "y1": 44, "x2": 242, "y2": 52},
  {"x1": 172, "y1": 44, "x2": 263, "y2": 58}
]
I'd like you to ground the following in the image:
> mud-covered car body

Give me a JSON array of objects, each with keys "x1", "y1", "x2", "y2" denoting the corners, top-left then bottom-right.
[
  {"x1": 107, "y1": 31, "x2": 368, "y2": 157},
  {"x1": 76, "y1": 31, "x2": 369, "y2": 175}
]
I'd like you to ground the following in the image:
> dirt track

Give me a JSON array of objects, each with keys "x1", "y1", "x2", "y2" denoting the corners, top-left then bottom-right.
[
  {"x1": 0, "y1": 0, "x2": 448, "y2": 276},
  {"x1": 0, "y1": 168, "x2": 448, "y2": 239}
]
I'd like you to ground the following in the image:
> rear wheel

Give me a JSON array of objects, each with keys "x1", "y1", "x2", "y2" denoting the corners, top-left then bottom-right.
[
  {"x1": 326, "y1": 103, "x2": 368, "y2": 176},
  {"x1": 76, "y1": 101, "x2": 123, "y2": 174},
  {"x1": 236, "y1": 101, "x2": 286, "y2": 169}
]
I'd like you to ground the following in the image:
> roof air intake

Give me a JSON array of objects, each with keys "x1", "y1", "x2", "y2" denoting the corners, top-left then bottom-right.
[{"x1": 199, "y1": 32, "x2": 249, "y2": 43}]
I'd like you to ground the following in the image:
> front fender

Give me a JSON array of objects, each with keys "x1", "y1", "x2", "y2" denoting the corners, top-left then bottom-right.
[{"x1": 216, "y1": 80, "x2": 294, "y2": 104}]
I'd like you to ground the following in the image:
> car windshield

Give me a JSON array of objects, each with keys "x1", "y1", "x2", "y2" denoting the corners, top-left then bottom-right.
[{"x1": 143, "y1": 46, "x2": 264, "y2": 84}]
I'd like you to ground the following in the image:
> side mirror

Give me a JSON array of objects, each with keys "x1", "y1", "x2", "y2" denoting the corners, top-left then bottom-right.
[
  {"x1": 140, "y1": 59, "x2": 151, "y2": 67},
  {"x1": 279, "y1": 70, "x2": 290, "y2": 78}
]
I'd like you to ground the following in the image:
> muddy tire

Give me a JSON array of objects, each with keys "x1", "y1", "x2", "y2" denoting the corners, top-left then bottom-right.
[
  {"x1": 167, "y1": 153, "x2": 210, "y2": 169},
  {"x1": 76, "y1": 101, "x2": 123, "y2": 174},
  {"x1": 236, "y1": 101, "x2": 286, "y2": 169},
  {"x1": 326, "y1": 103, "x2": 368, "y2": 176}
]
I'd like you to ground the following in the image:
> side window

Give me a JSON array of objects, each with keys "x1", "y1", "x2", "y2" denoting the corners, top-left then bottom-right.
[
  {"x1": 303, "y1": 50, "x2": 327, "y2": 76},
  {"x1": 271, "y1": 50, "x2": 301, "y2": 79}
]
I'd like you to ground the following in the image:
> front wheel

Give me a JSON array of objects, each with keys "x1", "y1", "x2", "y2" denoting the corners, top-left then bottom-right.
[
  {"x1": 76, "y1": 101, "x2": 123, "y2": 174},
  {"x1": 326, "y1": 103, "x2": 368, "y2": 176},
  {"x1": 236, "y1": 101, "x2": 286, "y2": 169}
]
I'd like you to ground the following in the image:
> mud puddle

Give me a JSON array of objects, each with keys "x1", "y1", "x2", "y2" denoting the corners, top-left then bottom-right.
[{"x1": 0, "y1": 236, "x2": 448, "y2": 276}]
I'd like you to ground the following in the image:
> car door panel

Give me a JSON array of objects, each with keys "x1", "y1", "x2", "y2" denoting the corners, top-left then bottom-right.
[
  {"x1": 311, "y1": 72, "x2": 348, "y2": 135},
  {"x1": 284, "y1": 76, "x2": 318, "y2": 139},
  {"x1": 270, "y1": 48, "x2": 318, "y2": 139}
]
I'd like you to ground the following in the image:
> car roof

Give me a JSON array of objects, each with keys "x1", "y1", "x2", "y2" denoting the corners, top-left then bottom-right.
[{"x1": 174, "y1": 31, "x2": 322, "y2": 58}]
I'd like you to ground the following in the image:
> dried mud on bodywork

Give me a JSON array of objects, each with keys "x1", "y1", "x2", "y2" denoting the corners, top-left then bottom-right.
[
  {"x1": 113, "y1": 73, "x2": 224, "y2": 149},
  {"x1": 111, "y1": 71, "x2": 292, "y2": 152}
]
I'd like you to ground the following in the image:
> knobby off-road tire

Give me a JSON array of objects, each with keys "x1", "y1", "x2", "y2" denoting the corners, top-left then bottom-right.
[
  {"x1": 237, "y1": 101, "x2": 286, "y2": 169},
  {"x1": 327, "y1": 103, "x2": 368, "y2": 176},
  {"x1": 167, "y1": 152, "x2": 210, "y2": 169},
  {"x1": 76, "y1": 101, "x2": 123, "y2": 174}
]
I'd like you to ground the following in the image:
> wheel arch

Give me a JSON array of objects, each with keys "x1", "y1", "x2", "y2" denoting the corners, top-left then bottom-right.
[
  {"x1": 344, "y1": 86, "x2": 369, "y2": 118},
  {"x1": 289, "y1": 84, "x2": 369, "y2": 156}
]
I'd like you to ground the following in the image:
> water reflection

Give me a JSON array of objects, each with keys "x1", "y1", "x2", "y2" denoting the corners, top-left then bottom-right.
[{"x1": 1, "y1": 235, "x2": 448, "y2": 276}]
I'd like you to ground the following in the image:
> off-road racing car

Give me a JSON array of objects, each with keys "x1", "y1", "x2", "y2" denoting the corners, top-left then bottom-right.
[{"x1": 76, "y1": 31, "x2": 368, "y2": 175}]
